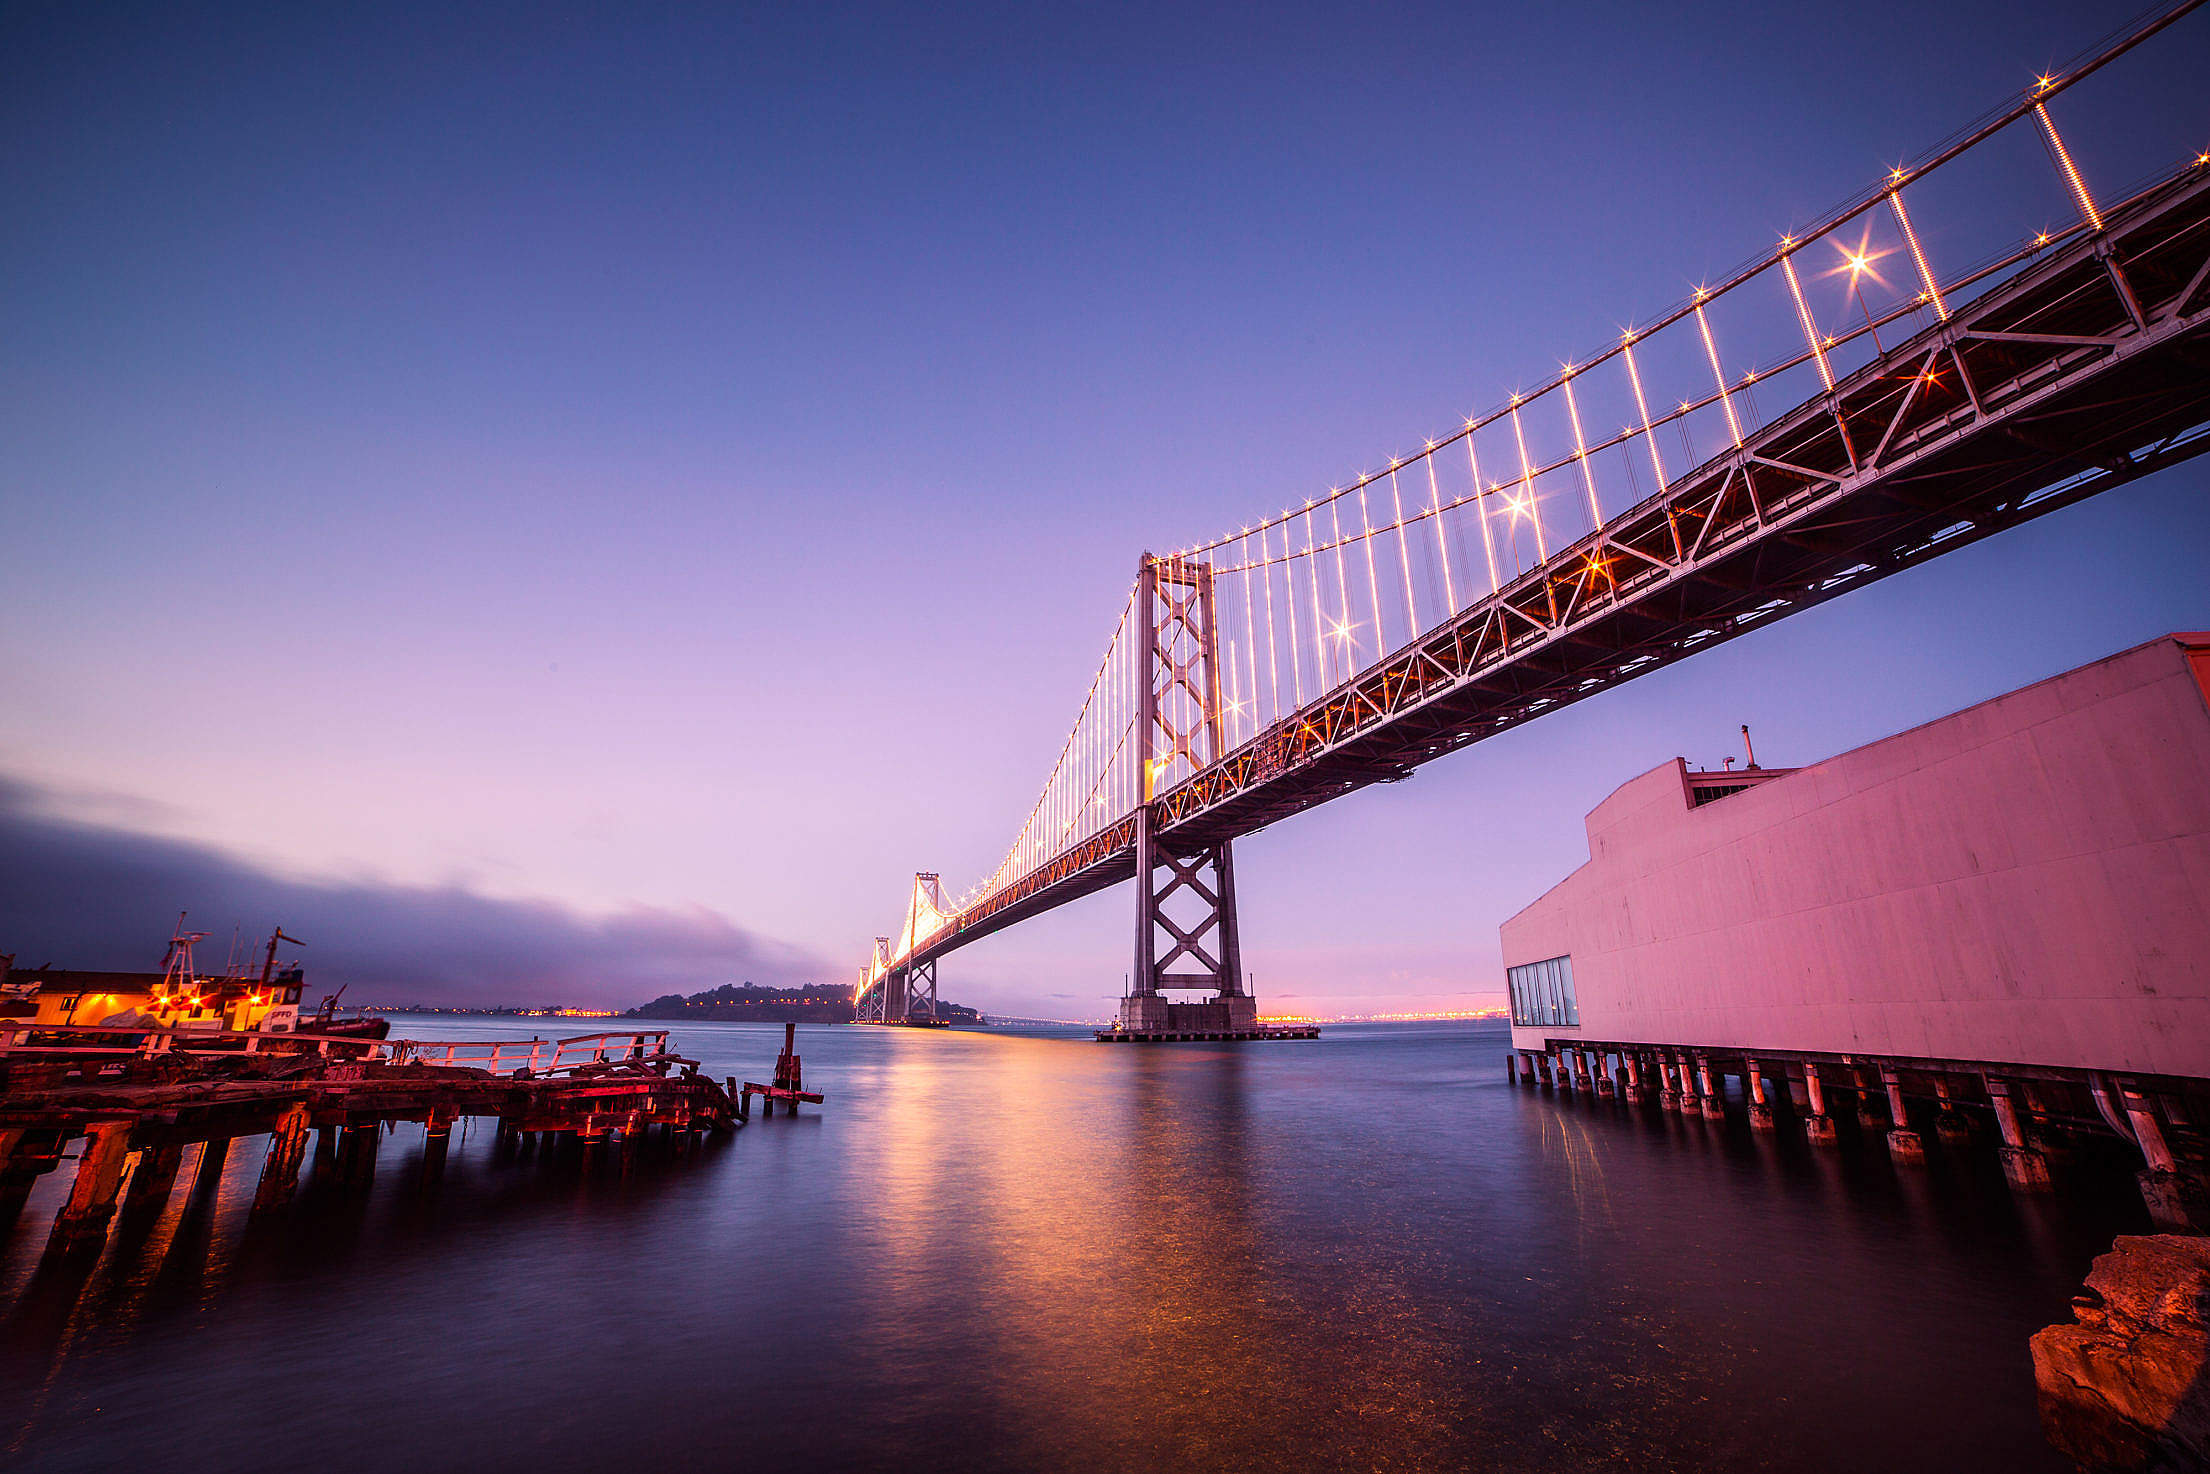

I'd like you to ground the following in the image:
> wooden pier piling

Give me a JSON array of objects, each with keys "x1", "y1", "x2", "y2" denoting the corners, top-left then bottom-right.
[
  {"x1": 123, "y1": 1141, "x2": 184, "y2": 1220},
  {"x1": 254, "y1": 1103, "x2": 312, "y2": 1212},
  {"x1": 422, "y1": 1110, "x2": 454, "y2": 1180},
  {"x1": 741, "y1": 1024, "x2": 826, "y2": 1117},
  {"x1": 0, "y1": 1127, "x2": 39, "y2": 1228},
  {"x1": 193, "y1": 1135, "x2": 230, "y2": 1192},
  {"x1": 48, "y1": 1121, "x2": 133, "y2": 1257}
]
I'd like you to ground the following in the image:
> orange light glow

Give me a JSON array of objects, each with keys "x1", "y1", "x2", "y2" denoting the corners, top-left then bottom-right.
[
  {"x1": 1889, "y1": 189, "x2": 1947, "y2": 320},
  {"x1": 2035, "y1": 101, "x2": 2102, "y2": 232}
]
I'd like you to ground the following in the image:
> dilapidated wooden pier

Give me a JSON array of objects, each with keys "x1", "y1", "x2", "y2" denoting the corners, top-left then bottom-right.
[{"x1": 0, "y1": 1023, "x2": 741, "y2": 1261}]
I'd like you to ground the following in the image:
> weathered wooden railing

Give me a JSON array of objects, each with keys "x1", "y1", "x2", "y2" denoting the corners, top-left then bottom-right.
[
  {"x1": 387, "y1": 1032, "x2": 668, "y2": 1073},
  {"x1": 0, "y1": 1022, "x2": 671, "y2": 1076}
]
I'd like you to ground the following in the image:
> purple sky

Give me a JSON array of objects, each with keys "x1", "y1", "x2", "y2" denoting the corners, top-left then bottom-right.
[{"x1": 5, "y1": 2, "x2": 2207, "y2": 1018}]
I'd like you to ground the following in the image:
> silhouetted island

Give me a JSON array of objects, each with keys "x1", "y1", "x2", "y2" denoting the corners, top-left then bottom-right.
[{"x1": 627, "y1": 982, "x2": 982, "y2": 1025}]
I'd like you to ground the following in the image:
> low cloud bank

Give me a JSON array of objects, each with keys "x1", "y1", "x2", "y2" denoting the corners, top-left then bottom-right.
[{"x1": 0, "y1": 776, "x2": 823, "y2": 1007}]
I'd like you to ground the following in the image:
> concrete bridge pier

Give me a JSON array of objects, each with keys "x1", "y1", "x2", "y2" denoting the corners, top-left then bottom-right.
[
  {"x1": 1747, "y1": 1060, "x2": 1776, "y2": 1131},
  {"x1": 2122, "y1": 1085, "x2": 2204, "y2": 1233},
  {"x1": 1696, "y1": 1057, "x2": 1725, "y2": 1120},
  {"x1": 1883, "y1": 1068, "x2": 1926, "y2": 1164},
  {"x1": 1852, "y1": 1067, "x2": 1890, "y2": 1133},
  {"x1": 1655, "y1": 1053, "x2": 1680, "y2": 1110},
  {"x1": 1593, "y1": 1051, "x2": 1616, "y2": 1095},
  {"x1": 1932, "y1": 1076, "x2": 1973, "y2": 1147},
  {"x1": 1673, "y1": 1053, "x2": 1701, "y2": 1116},
  {"x1": 1620, "y1": 1052, "x2": 1644, "y2": 1104},
  {"x1": 1986, "y1": 1078, "x2": 2053, "y2": 1191},
  {"x1": 1802, "y1": 1066, "x2": 1838, "y2": 1146}
]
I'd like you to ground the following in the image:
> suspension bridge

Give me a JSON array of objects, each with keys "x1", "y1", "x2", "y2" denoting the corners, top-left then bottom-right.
[{"x1": 854, "y1": 3, "x2": 2210, "y2": 1036}]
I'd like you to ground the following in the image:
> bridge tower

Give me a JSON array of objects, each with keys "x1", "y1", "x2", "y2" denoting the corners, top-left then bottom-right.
[
  {"x1": 901, "y1": 873, "x2": 943, "y2": 1023},
  {"x1": 873, "y1": 936, "x2": 901, "y2": 1022},
  {"x1": 1122, "y1": 552, "x2": 1252, "y2": 1035}
]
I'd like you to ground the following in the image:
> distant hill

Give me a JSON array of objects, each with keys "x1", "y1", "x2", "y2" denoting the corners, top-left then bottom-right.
[{"x1": 626, "y1": 981, "x2": 982, "y2": 1024}]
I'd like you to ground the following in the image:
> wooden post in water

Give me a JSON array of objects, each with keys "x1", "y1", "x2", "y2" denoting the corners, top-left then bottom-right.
[
  {"x1": 48, "y1": 1121, "x2": 133, "y2": 1257},
  {"x1": 254, "y1": 1104, "x2": 312, "y2": 1212},
  {"x1": 339, "y1": 1121, "x2": 381, "y2": 1189},
  {"x1": 192, "y1": 1135, "x2": 231, "y2": 1193},
  {"x1": 123, "y1": 1143, "x2": 185, "y2": 1220},
  {"x1": 0, "y1": 1128, "x2": 38, "y2": 1229},
  {"x1": 422, "y1": 1110, "x2": 454, "y2": 1182}
]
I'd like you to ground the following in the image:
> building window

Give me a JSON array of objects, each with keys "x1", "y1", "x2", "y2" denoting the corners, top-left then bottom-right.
[{"x1": 1507, "y1": 955, "x2": 1578, "y2": 1028}]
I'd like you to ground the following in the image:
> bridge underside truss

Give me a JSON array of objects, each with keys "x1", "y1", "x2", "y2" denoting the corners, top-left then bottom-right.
[{"x1": 1159, "y1": 165, "x2": 2210, "y2": 850}]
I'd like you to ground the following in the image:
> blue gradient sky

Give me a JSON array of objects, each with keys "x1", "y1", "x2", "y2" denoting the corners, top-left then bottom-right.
[{"x1": 5, "y1": 2, "x2": 2207, "y2": 1016}]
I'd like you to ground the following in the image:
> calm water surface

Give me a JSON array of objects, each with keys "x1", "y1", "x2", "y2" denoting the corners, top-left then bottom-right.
[{"x1": 0, "y1": 1018, "x2": 2144, "y2": 1472}]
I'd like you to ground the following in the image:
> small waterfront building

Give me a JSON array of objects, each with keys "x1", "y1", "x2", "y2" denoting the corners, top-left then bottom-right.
[{"x1": 1499, "y1": 633, "x2": 2210, "y2": 1218}]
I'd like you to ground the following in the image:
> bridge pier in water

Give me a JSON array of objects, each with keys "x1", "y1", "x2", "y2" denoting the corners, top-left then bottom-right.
[{"x1": 1119, "y1": 811, "x2": 1254, "y2": 1037}]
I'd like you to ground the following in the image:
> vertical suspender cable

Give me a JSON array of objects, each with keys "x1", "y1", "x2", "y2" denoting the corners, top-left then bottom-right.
[
  {"x1": 1466, "y1": 433, "x2": 1500, "y2": 595},
  {"x1": 1357, "y1": 483, "x2": 1385, "y2": 657},
  {"x1": 1389, "y1": 470, "x2": 1418, "y2": 633},
  {"x1": 1424, "y1": 454, "x2": 1457, "y2": 616},
  {"x1": 1283, "y1": 516, "x2": 1305, "y2": 706}
]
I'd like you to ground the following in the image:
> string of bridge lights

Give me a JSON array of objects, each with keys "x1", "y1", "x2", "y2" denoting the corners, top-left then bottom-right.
[{"x1": 1155, "y1": 45, "x2": 2162, "y2": 568}]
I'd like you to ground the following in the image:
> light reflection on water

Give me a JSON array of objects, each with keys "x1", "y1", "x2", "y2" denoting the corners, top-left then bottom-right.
[{"x1": 0, "y1": 1018, "x2": 2141, "y2": 1472}]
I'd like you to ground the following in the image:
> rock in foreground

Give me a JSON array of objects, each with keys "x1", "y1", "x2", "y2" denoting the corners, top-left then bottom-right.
[{"x1": 2032, "y1": 1234, "x2": 2210, "y2": 1472}]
